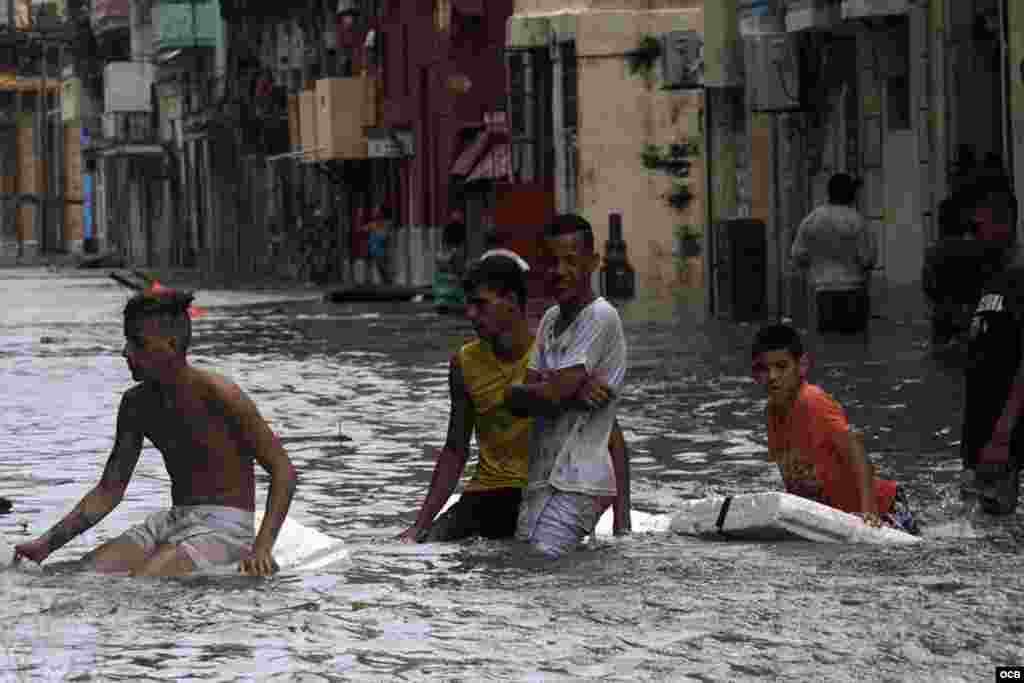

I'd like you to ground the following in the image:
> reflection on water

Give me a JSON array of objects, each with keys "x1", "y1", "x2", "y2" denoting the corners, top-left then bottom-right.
[{"x1": 0, "y1": 269, "x2": 1017, "y2": 681}]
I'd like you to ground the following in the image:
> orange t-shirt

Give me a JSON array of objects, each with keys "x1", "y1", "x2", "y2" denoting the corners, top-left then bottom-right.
[{"x1": 767, "y1": 383, "x2": 897, "y2": 514}]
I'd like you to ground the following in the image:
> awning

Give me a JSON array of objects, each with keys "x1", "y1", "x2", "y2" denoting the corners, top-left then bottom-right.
[
  {"x1": 467, "y1": 143, "x2": 512, "y2": 183},
  {"x1": 450, "y1": 129, "x2": 490, "y2": 176},
  {"x1": 840, "y1": 0, "x2": 909, "y2": 20},
  {"x1": 783, "y1": 0, "x2": 841, "y2": 32},
  {"x1": 453, "y1": 0, "x2": 484, "y2": 15}
]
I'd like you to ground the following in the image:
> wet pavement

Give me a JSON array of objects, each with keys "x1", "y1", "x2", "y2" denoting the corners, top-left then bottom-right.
[{"x1": 0, "y1": 268, "x2": 1019, "y2": 682}]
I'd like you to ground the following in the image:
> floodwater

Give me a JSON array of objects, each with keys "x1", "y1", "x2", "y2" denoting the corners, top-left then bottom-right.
[{"x1": 0, "y1": 268, "x2": 1019, "y2": 682}]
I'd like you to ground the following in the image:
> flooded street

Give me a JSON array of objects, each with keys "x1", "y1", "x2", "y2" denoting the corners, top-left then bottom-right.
[{"x1": 0, "y1": 268, "x2": 1020, "y2": 681}]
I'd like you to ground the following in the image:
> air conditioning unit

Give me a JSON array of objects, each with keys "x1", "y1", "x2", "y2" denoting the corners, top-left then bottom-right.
[
  {"x1": 660, "y1": 30, "x2": 703, "y2": 90},
  {"x1": 744, "y1": 33, "x2": 802, "y2": 112}
]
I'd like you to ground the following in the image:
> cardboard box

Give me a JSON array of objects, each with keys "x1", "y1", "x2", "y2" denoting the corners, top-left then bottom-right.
[
  {"x1": 363, "y1": 74, "x2": 380, "y2": 129},
  {"x1": 316, "y1": 77, "x2": 367, "y2": 160},
  {"x1": 299, "y1": 89, "x2": 318, "y2": 162}
]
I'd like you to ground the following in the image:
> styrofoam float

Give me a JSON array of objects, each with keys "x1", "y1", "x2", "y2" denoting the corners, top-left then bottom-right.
[
  {"x1": 667, "y1": 492, "x2": 922, "y2": 544},
  {"x1": 441, "y1": 492, "x2": 921, "y2": 544},
  {"x1": 0, "y1": 513, "x2": 349, "y2": 574}
]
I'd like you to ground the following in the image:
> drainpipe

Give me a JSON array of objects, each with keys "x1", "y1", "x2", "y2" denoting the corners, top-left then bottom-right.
[
  {"x1": 999, "y1": 0, "x2": 1014, "y2": 194},
  {"x1": 703, "y1": 91, "x2": 715, "y2": 315}
]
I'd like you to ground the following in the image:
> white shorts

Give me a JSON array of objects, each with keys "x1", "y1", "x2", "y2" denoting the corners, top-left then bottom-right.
[
  {"x1": 121, "y1": 506, "x2": 254, "y2": 570},
  {"x1": 518, "y1": 489, "x2": 603, "y2": 559}
]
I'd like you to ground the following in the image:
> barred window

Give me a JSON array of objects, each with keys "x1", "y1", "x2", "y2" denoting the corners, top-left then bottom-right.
[{"x1": 507, "y1": 47, "x2": 554, "y2": 184}]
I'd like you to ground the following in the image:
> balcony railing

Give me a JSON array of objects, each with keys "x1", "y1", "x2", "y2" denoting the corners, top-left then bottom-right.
[{"x1": 101, "y1": 111, "x2": 159, "y2": 146}]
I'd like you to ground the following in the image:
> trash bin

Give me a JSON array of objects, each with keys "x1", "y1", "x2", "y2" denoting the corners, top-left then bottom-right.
[{"x1": 713, "y1": 218, "x2": 766, "y2": 321}]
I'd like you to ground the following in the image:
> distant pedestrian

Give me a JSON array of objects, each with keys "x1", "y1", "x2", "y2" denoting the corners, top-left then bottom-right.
[
  {"x1": 365, "y1": 205, "x2": 393, "y2": 286},
  {"x1": 792, "y1": 173, "x2": 875, "y2": 334},
  {"x1": 923, "y1": 197, "x2": 1005, "y2": 345},
  {"x1": 960, "y1": 258, "x2": 1024, "y2": 514},
  {"x1": 438, "y1": 210, "x2": 468, "y2": 278},
  {"x1": 970, "y1": 156, "x2": 1018, "y2": 252}
]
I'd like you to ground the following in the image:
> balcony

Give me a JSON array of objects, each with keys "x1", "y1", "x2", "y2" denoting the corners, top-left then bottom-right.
[{"x1": 96, "y1": 111, "x2": 163, "y2": 157}]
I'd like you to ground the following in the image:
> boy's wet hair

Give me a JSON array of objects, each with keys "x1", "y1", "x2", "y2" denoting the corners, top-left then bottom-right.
[
  {"x1": 462, "y1": 255, "x2": 528, "y2": 310},
  {"x1": 544, "y1": 213, "x2": 595, "y2": 254},
  {"x1": 752, "y1": 323, "x2": 803, "y2": 359},
  {"x1": 123, "y1": 289, "x2": 194, "y2": 353}
]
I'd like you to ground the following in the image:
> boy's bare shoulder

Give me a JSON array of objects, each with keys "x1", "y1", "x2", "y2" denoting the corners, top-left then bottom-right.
[{"x1": 190, "y1": 367, "x2": 245, "y2": 403}]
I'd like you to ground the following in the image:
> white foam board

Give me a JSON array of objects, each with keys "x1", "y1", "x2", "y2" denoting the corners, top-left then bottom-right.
[{"x1": 669, "y1": 492, "x2": 922, "y2": 544}]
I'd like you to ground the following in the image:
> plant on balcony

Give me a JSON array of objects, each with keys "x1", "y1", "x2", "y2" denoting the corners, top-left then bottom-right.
[
  {"x1": 627, "y1": 36, "x2": 661, "y2": 78},
  {"x1": 675, "y1": 224, "x2": 703, "y2": 257},
  {"x1": 641, "y1": 140, "x2": 699, "y2": 211}
]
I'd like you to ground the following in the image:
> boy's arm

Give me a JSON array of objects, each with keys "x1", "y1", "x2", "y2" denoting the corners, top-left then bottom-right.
[
  {"x1": 842, "y1": 430, "x2": 880, "y2": 518},
  {"x1": 398, "y1": 356, "x2": 475, "y2": 542},
  {"x1": 216, "y1": 382, "x2": 298, "y2": 576},
  {"x1": 507, "y1": 309, "x2": 621, "y2": 418},
  {"x1": 505, "y1": 365, "x2": 591, "y2": 417},
  {"x1": 15, "y1": 391, "x2": 145, "y2": 564}
]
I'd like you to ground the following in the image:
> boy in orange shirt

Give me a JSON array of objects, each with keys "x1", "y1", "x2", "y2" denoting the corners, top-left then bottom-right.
[{"x1": 752, "y1": 324, "x2": 919, "y2": 534}]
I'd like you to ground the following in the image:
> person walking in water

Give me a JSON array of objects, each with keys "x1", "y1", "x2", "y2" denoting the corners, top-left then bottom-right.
[
  {"x1": 792, "y1": 173, "x2": 876, "y2": 334},
  {"x1": 15, "y1": 288, "x2": 298, "y2": 576},
  {"x1": 505, "y1": 214, "x2": 631, "y2": 558},
  {"x1": 960, "y1": 254, "x2": 1024, "y2": 514},
  {"x1": 751, "y1": 323, "x2": 918, "y2": 534},
  {"x1": 398, "y1": 253, "x2": 630, "y2": 544}
]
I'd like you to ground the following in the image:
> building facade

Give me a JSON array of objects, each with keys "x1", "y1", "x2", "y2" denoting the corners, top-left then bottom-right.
[
  {"x1": 507, "y1": 0, "x2": 707, "y2": 302},
  {"x1": 705, "y1": 0, "x2": 1017, "y2": 323}
]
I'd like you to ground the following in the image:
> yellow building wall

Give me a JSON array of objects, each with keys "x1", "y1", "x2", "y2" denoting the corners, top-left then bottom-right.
[
  {"x1": 64, "y1": 126, "x2": 83, "y2": 247},
  {"x1": 572, "y1": 3, "x2": 704, "y2": 300}
]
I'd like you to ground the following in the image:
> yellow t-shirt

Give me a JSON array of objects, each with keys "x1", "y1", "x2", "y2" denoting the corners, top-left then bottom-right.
[{"x1": 457, "y1": 338, "x2": 533, "y2": 492}]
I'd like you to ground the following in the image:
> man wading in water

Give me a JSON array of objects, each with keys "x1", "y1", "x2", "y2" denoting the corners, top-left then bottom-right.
[
  {"x1": 15, "y1": 288, "x2": 297, "y2": 576},
  {"x1": 398, "y1": 254, "x2": 631, "y2": 544},
  {"x1": 505, "y1": 214, "x2": 631, "y2": 558}
]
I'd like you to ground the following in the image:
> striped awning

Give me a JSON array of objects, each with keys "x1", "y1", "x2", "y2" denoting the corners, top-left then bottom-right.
[
  {"x1": 451, "y1": 129, "x2": 490, "y2": 177},
  {"x1": 467, "y1": 143, "x2": 511, "y2": 183}
]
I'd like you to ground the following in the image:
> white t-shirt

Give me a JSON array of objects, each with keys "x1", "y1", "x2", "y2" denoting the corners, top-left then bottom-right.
[
  {"x1": 791, "y1": 203, "x2": 876, "y2": 293},
  {"x1": 522, "y1": 297, "x2": 627, "y2": 502}
]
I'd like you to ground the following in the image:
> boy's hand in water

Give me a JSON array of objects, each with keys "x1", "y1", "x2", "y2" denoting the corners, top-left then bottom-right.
[
  {"x1": 239, "y1": 545, "x2": 279, "y2": 576},
  {"x1": 859, "y1": 512, "x2": 883, "y2": 528},
  {"x1": 396, "y1": 526, "x2": 424, "y2": 544},
  {"x1": 13, "y1": 537, "x2": 50, "y2": 564}
]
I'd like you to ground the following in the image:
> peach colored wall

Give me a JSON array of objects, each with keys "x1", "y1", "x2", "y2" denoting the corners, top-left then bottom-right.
[{"x1": 572, "y1": 3, "x2": 705, "y2": 300}]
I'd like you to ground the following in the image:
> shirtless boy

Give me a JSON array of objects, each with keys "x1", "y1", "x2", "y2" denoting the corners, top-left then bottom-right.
[
  {"x1": 14, "y1": 289, "x2": 298, "y2": 576},
  {"x1": 752, "y1": 323, "x2": 918, "y2": 533},
  {"x1": 398, "y1": 254, "x2": 630, "y2": 544}
]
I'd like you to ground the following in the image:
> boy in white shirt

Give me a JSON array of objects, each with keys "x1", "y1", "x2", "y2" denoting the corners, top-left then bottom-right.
[{"x1": 505, "y1": 214, "x2": 629, "y2": 558}]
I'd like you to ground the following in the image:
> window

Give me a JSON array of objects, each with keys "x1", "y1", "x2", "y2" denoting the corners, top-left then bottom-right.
[{"x1": 507, "y1": 47, "x2": 554, "y2": 184}]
